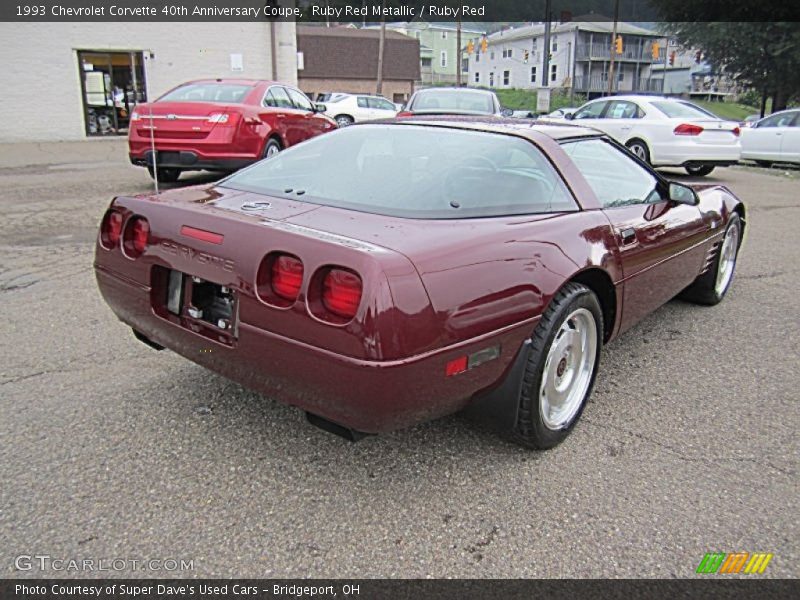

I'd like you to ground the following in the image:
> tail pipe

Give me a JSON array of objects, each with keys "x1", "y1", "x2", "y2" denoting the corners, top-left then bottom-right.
[{"x1": 305, "y1": 412, "x2": 370, "y2": 442}]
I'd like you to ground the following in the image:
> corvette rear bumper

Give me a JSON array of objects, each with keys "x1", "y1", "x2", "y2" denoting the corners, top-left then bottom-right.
[{"x1": 95, "y1": 265, "x2": 534, "y2": 434}]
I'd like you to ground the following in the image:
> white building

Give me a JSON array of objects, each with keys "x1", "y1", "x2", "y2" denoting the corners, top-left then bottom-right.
[
  {"x1": 466, "y1": 21, "x2": 664, "y2": 97},
  {"x1": 0, "y1": 23, "x2": 298, "y2": 142}
]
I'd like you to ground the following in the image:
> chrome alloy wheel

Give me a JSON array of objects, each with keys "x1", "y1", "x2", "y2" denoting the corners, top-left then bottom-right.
[
  {"x1": 630, "y1": 143, "x2": 648, "y2": 161},
  {"x1": 715, "y1": 221, "x2": 740, "y2": 296},
  {"x1": 539, "y1": 308, "x2": 598, "y2": 430},
  {"x1": 265, "y1": 143, "x2": 280, "y2": 157}
]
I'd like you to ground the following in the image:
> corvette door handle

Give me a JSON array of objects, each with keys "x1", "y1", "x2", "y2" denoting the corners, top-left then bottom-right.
[{"x1": 619, "y1": 227, "x2": 637, "y2": 246}]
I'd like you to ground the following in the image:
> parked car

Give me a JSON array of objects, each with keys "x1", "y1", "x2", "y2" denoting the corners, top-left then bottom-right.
[
  {"x1": 566, "y1": 95, "x2": 741, "y2": 176},
  {"x1": 740, "y1": 114, "x2": 761, "y2": 128},
  {"x1": 542, "y1": 107, "x2": 579, "y2": 120},
  {"x1": 96, "y1": 119, "x2": 744, "y2": 449},
  {"x1": 740, "y1": 109, "x2": 800, "y2": 166},
  {"x1": 128, "y1": 79, "x2": 336, "y2": 182},
  {"x1": 509, "y1": 110, "x2": 537, "y2": 119},
  {"x1": 398, "y1": 87, "x2": 511, "y2": 117},
  {"x1": 320, "y1": 93, "x2": 398, "y2": 127}
]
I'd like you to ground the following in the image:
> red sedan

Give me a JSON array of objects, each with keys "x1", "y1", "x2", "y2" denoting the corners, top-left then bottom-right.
[
  {"x1": 97, "y1": 119, "x2": 745, "y2": 449},
  {"x1": 128, "y1": 79, "x2": 336, "y2": 182}
]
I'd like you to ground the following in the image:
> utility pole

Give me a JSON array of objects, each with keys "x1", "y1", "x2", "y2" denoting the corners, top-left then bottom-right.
[
  {"x1": 456, "y1": 18, "x2": 462, "y2": 87},
  {"x1": 376, "y1": 2, "x2": 386, "y2": 95},
  {"x1": 542, "y1": 0, "x2": 551, "y2": 91},
  {"x1": 607, "y1": 0, "x2": 619, "y2": 96}
]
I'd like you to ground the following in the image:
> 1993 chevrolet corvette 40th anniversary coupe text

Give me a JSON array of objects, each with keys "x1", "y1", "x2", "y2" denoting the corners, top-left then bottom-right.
[{"x1": 95, "y1": 119, "x2": 745, "y2": 449}]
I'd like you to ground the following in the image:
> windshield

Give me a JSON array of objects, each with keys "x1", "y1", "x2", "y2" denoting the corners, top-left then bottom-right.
[
  {"x1": 650, "y1": 100, "x2": 716, "y2": 119},
  {"x1": 221, "y1": 125, "x2": 577, "y2": 219},
  {"x1": 159, "y1": 83, "x2": 253, "y2": 104},
  {"x1": 410, "y1": 90, "x2": 496, "y2": 114}
]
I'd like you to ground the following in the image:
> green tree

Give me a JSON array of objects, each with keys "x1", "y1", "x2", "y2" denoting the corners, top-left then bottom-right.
[{"x1": 650, "y1": 3, "x2": 800, "y2": 112}]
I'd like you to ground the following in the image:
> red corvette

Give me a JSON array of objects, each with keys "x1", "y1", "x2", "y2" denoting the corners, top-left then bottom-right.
[
  {"x1": 97, "y1": 119, "x2": 745, "y2": 448},
  {"x1": 128, "y1": 79, "x2": 336, "y2": 182}
]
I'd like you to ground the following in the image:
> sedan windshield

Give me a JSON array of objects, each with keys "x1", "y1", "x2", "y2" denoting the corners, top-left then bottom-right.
[
  {"x1": 159, "y1": 83, "x2": 253, "y2": 104},
  {"x1": 650, "y1": 100, "x2": 717, "y2": 119},
  {"x1": 222, "y1": 125, "x2": 577, "y2": 219},
  {"x1": 411, "y1": 90, "x2": 496, "y2": 114}
]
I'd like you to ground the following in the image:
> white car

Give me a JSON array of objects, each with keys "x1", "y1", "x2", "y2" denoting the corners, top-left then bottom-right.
[
  {"x1": 544, "y1": 107, "x2": 578, "y2": 119},
  {"x1": 567, "y1": 95, "x2": 741, "y2": 176},
  {"x1": 740, "y1": 109, "x2": 800, "y2": 166},
  {"x1": 321, "y1": 93, "x2": 398, "y2": 127}
]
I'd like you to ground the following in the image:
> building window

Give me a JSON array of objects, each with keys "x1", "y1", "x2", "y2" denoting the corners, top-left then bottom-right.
[
  {"x1": 508, "y1": 48, "x2": 513, "y2": 58},
  {"x1": 530, "y1": 66, "x2": 537, "y2": 83},
  {"x1": 489, "y1": 72, "x2": 494, "y2": 86},
  {"x1": 415, "y1": 31, "x2": 421, "y2": 39},
  {"x1": 533, "y1": 38, "x2": 537, "y2": 50},
  {"x1": 474, "y1": 72, "x2": 480, "y2": 83},
  {"x1": 490, "y1": 51, "x2": 495, "y2": 60},
  {"x1": 550, "y1": 64, "x2": 557, "y2": 82},
  {"x1": 440, "y1": 51, "x2": 447, "y2": 68},
  {"x1": 475, "y1": 53, "x2": 480, "y2": 63},
  {"x1": 552, "y1": 37, "x2": 558, "y2": 52},
  {"x1": 503, "y1": 70, "x2": 510, "y2": 86},
  {"x1": 442, "y1": 31, "x2": 447, "y2": 39}
]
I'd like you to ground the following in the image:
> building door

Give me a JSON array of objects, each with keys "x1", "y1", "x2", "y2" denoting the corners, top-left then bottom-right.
[{"x1": 77, "y1": 51, "x2": 147, "y2": 136}]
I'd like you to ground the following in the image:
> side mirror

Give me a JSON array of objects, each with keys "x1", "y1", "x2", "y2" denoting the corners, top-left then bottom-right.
[
  {"x1": 668, "y1": 182, "x2": 698, "y2": 205},
  {"x1": 565, "y1": 112, "x2": 575, "y2": 120},
  {"x1": 500, "y1": 107, "x2": 513, "y2": 117},
  {"x1": 313, "y1": 103, "x2": 327, "y2": 113}
]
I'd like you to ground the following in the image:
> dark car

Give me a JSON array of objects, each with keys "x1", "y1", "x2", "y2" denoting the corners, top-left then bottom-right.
[
  {"x1": 398, "y1": 87, "x2": 510, "y2": 117},
  {"x1": 96, "y1": 119, "x2": 744, "y2": 449},
  {"x1": 128, "y1": 79, "x2": 336, "y2": 183}
]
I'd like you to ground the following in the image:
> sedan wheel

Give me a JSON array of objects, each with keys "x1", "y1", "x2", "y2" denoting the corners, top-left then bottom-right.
[
  {"x1": 514, "y1": 282, "x2": 603, "y2": 449},
  {"x1": 685, "y1": 165, "x2": 715, "y2": 176},
  {"x1": 626, "y1": 140, "x2": 650, "y2": 163},
  {"x1": 263, "y1": 139, "x2": 281, "y2": 159},
  {"x1": 335, "y1": 115, "x2": 354, "y2": 127}
]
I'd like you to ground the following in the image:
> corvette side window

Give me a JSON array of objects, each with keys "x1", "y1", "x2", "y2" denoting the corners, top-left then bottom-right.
[{"x1": 562, "y1": 139, "x2": 661, "y2": 208}]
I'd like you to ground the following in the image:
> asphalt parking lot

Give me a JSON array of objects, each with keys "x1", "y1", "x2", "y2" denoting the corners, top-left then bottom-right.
[{"x1": 1, "y1": 140, "x2": 798, "y2": 579}]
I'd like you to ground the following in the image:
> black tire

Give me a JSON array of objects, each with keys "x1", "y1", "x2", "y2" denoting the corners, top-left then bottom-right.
[
  {"x1": 146, "y1": 166, "x2": 180, "y2": 183},
  {"x1": 685, "y1": 165, "x2": 715, "y2": 176},
  {"x1": 514, "y1": 283, "x2": 603, "y2": 449},
  {"x1": 334, "y1": 114, "x2": 354, "y2": 127},
  {"x1": 626, "y1": 139, "x2": 651, "y2": 164},
  {"x1": 262, "y1": 138, "x2": 282, "y2": 159},
  {"x1": 680, "y1": 214, "x2": 742, "y2": 305},
  {"x1": 755, "y1": 160, "x2": 773, "y2": 168}
]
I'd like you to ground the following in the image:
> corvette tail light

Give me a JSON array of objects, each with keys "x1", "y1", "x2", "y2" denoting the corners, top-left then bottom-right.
[
  {"x1": 100, "y1": 209, "x2": 123, "y2": 249},
  {"x1": 322, "y1": 268, "x2": 362, "y2": 319},
  {"x1": 271, "y1": 254, "x2": 304, "y2": 301},
  {"x1": 674, "y1": 123, "x2": 704, "y2": 136},
  {"x1": 732, "y1": 126, "x2": 741, "y2": 137},
  {"x1": 123, "y1": 216, "x2": 150, "y2": 258},
  {"x1": 396, "y1": 111, "x2": 413, "y2": 118}
]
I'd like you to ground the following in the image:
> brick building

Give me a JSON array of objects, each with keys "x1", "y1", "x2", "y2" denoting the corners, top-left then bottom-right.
[{"x1": 296, "y1": 26, "x2": 420, "y2": 104}]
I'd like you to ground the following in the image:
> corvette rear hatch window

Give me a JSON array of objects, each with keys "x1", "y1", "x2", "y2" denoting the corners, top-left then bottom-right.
[{"x1": 221, "y1": 125, "x2": 578, "y2": 219}]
